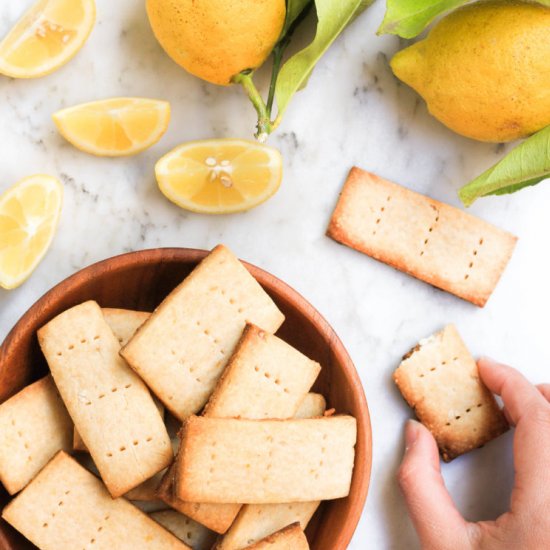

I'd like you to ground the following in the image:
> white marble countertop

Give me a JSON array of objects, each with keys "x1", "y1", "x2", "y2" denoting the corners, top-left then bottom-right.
[{"x1": 1, "y1": 1, "x2": 550, "y2": 548}]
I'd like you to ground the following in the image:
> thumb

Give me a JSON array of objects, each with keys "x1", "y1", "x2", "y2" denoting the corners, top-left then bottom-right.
[{"x1": 398, "y1": 420, "x2": 472, "y2": 550}]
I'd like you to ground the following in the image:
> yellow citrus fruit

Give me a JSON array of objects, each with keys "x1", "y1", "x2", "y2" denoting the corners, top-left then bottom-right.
[
  {"x1": 390, "y1": 0, "x2": 550, "y2": 142},
  {"x1": 53, "y1": 98, "x2": 171, "y2": 157},
  {"x1": 156, "y1": 139, "x2": 283, "y2": 214},
  {"x1": 0, "y1": 175, "x2": 63, "y2": 290},
  {"x1": 0, "y1": 0, "x2": 96, "y2": 79},
  {"x1": 146, "y1": 0, "x2": 286, "y2": 86}
]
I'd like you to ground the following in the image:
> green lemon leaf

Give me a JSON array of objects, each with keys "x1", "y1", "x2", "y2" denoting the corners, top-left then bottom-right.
[
  {"x1": 284, "y1": 0, "x2": 313, "y2": 34},
  {"x1": 274, "y1": 0, "x2": 373, "y2": 124},
  {"x1": 377, "y1": 0, "x2": 466, "y2": 38},
  {"x1": 458, "y1": 126, "x2": 550, "y2": 206},
  {"x1": 378, "y1": 0, "x2": 550, "y2": 38}
]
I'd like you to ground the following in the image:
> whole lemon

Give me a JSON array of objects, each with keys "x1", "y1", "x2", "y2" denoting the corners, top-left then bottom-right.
[
  {"x1": 146, "y1": 0, "x2": 286, "y2": 86},
  {"x1": 390, "y1": 0, "x2": 550, "y2": 142}
]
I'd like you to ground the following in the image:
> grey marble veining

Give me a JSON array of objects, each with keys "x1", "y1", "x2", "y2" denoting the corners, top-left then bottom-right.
[{"x1": 1, "y1": 1, "x2": 549, "y2": 548}]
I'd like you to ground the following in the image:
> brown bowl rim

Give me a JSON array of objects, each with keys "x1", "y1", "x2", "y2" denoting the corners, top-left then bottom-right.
[{"x1": 0, "y1": 247, "x2": 372, "y2": 549}]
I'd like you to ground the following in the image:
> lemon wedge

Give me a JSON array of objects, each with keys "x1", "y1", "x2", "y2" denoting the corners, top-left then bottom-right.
[
  {"x1": 155, "y1": 139, "x2": 283, "y2": 214},
  {"x1": 0, "y1": 0, "x2": 96, "y2": 79},
  {"x1": 0, "y1": 175, "x2": 63, "y2": 290},
  {"x1": 53, "y1": 98, "x2": 171, "y2": 157}
]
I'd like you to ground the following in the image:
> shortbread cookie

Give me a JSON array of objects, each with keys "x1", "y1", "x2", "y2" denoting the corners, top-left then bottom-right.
[
  {"x1": 151, "y1": 510, "x2": 217, "y2": 550},
  {"x1": 243, "y1": 523, "x2": 309, "y2": 549},
  {"x1": 2, "y1": 452, "x2": 189, "y2": 550},
  {"x1": 73, "y1": 307, "x2": 154, "y2": 453},
  {"x1": 204, "y1": 323, "x2": 321, "y2": 420},
  {"x1": 0, "y1": 376, "x2": 73, "y2": 495},
  {"x1": 176, "y1": 416, "x2": 356, "y2": 504},
  {"x1": 216, "y1": 502, "x2": 319, "y2": 550},
  {"x1": 38, "y1": 301, "x2": 173, "y2": 497},
  {"x1": 121, "y1": 245, "x2": 285, "y2": 420},
  {"x1": 327, "y1": 167, "x2": 517, "y2": 307},
  {"x1": 394, "y1": 324, "x2": 509, "y2": 461}
]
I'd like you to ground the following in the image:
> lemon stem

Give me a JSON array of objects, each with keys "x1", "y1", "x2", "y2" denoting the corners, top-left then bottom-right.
[
  {"x1": 266, "y1": 43, "x2": 285, "y2": 116},
  {"x1": 233, "y1": 72, "x2": 272, "y2": 142}
]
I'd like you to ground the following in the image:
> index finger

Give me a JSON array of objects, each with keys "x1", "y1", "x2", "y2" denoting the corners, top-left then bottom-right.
[{"x1": 478, "y1": 357, "x2": 549, "y2": 426}]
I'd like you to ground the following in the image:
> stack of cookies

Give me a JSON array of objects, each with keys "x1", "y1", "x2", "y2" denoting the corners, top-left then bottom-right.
[{"x1": 0, "y1": 245, "x2": 358, "y2": 550}]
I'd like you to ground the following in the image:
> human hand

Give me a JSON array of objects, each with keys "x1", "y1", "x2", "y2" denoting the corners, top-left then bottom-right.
[{"x1": 397, "y1": 357, "x2": 550, "y2": 549}]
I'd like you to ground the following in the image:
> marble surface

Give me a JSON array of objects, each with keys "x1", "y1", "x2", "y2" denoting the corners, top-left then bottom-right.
[{"x1": 1, "y1": 1, "x2": 550, "y2": 548}]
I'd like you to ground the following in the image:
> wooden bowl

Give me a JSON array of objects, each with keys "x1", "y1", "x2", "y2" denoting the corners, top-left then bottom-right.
[{"x1": 0, "y1": 248, "x2": 372, "y2": 550}]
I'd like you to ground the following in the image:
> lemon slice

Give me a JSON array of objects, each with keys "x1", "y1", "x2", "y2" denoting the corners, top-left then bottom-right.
[
  {"x1": 0, "y1": 175, "x2": 63, "y2": 290},
  {"x1": 155, "y1": 139, "x2": 283, "y2": 214},
  {"x1": 0, "y1": 0, "x2": 96, "y2": 79},
  {"x1": 53, "y1": 97, "x2": 171, "y2": 157}
]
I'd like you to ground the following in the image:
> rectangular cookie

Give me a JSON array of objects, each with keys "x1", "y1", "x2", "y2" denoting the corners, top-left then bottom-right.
[
  {"x1": 243, "y1": 523, "x2": 309, "y2": 550},
  {"x1": 73, "y1": 307, "x2": 153, "y2": 453},
  {"x1": 0, "y1": 375, "x2": 73, "y2": 495},
  {"x1": 121, "y1": 245, "x2": 285, "y2": 420},
  {"x1": 2, "y1": 452, "x2": 189, "y2": 550},
  {"x1": 175, "y1": 416, "x2": 357, "y2": 504},
  {"x1": 150, "y1": 510, "x2": 217, "y2": 550},
  {"x1": 393, "y1": 324, "x2": 509, "y2": 461},
  {"x1": 327, "y1": 167, "x2": 517, "y2": 307},
  {"x1": 203, "y1": 323, "x2": 321, "y2": 420},
  {"x1": 214, "y1": 392, "x2": 325, "y2": 549},
  {"x1": 37, "y1": 301, "x2": 173, "y2": 497}
]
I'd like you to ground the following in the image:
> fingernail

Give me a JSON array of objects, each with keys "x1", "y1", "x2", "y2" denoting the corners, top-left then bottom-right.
[{"x1": 405, "y1": 419, "x2": 421, "y2": 452}]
